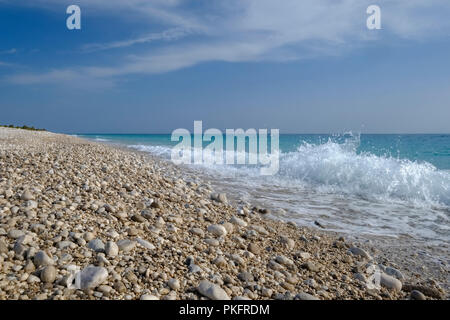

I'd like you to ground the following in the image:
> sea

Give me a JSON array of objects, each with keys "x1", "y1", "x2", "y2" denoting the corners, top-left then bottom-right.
[{"x1": 77, "y1": 133, "x2": 450, "y2": 249}]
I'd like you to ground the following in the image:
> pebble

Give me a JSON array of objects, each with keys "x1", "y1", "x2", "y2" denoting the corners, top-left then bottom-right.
[
  {"x1": 212, "y1": 256, "x2": 227, "y2": 268},
  {"x1": 105, "y1": 241, "x2": 119, "y2": 257},
  {"x1": 229, "y1": 216, "x2": 247, "y2": 227},
  {"x1": 304, "y1": 278, "x2": 317, "y2": 288},
  {"x1": 114, "y1": 280, "x2": 127, "y2": 293},
  {"x1": 354, "y1": 273, "x2": 367, "y2": 283},
  {"x1": 131, "y1": 214, "x2": 146, "y2": 223},
  {"x1": 281, "y1": 282, "x2": 295, "y2": 291},
  {"x1": 295, "y1": 292, "x2": 320, "y2": 300},
  {"x1": 27, "y1": 275, "x2": 41, "y2": 284},
  {"x1": 207, "y1": 224, "x2": 227, "y2": 237},
  {"x1": 83, "y1": 232, "x2": 95, "y2": 242},
  {"x1": 4, "y1": 189, "x2": 13, "y2": 198},
  {"x1": 348, "y1": 247, "x2": 372, "y2": 260},
  {"x1": 190, "y1": 228, "x2": 205, "y2": 237},
  {"x1": 57, "y1": 241, "x2": 74, "y2": 250},
  {"x1": 140, "y1": 294, "x2": 159, "y2": 300},
  {"x1": 222, "y1": 222, "x2": 234, "y2": 234},
  {"x1": 8, "y1": 229, "x2": 25, "y2": 239},
  {"x1": 33, "y1": 251, "x2": 54, "y2": 267},
  {"x1": 302, "y1": 261, "x2": 320, "y2": 272},
  {"x1": 21, "y1": 190, "x2": 34, "y2": 201},
  {"x1": 135, "y1": 238, "x2": 155, "y2": 250},
  {"x1": 0, "y1": 239, "x2": 9, "y2": 253},
  {"x1": 261, "y1": 288, "x2": 273, "y2": 298},
  {"x1": 40, "y1": 266, "x2": 56, "y2": 283},
  {"x1": 197, "y1": 280, "x2": 230, "y2": 300},
  {"x1": 237, "y1": 272, "x2": 254, "y2": 282},
  {"x1": 88, "y1": 239, "x2": 105, "y2": 252},
  {"x1": 204, "y1": 238, "x2": 220, "y2": 246},
  {"x1": 280, "y1": 236, "x2": 295, "y2": 249},
  {"x1": 296, "y1": 251, "x2": 311, "y2": 260},
  {"x1": 26, "y1": 200, "x2": 38, "y2": 209},
  {"x1": 402, "y1": 284, "x2": 442, "y2": 299},
  {"x1": 117, "y1": 239, "x2": 136, "y2": 252},
  {"x1": 410, "y1": 290, "x2": 426, "y2": 300},
  {"x1": 250, "y1": 225, "x2": 268, "y2": 235},
  {"x1": 168, "y1": 278, "x2": 180, "y2": 290},
  {"x1": 380, "y1": 273, "x2": 402, "y2": 291},
  {"x1": 188, "y1": 264, "x2": 202, "y2": 273},
  {"x1": 218, "y1": 193, "x2": 228, "y2": 204},
  {"x1": 384, "y1": 266, "x2": 404, "y2": 280},
  {"x1": 77, "y1": 266, "x2": 108, "y2": 291},
  {"x1": 268, "y1": 260, "x2": 284, "y2": 271},
  {"x1": 24, "y1": 260, "x2": 35, "y2": 273},
  {"x1": 286, "y1": 275, "x2": 298, "y2": 284},
  {"x1": 247, "y1": 243, "x2": 261, "y2": 255},
  {"x1": 275, "y1": 255, "x2": 294, "y2": 266}
]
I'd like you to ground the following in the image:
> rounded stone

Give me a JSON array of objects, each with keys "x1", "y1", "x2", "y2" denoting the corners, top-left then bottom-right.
[
  {"x1": 410, "y1": 290, "x2": 426, "y2": 300},
  {"x1": 140, "y1": 294, "x2": 159, "y2": 300},
  {"x1": 197, "y1": 280, "x2": 230, "y2": 300},
  {"x1": 348, "y1": 247, "x2": 372, "y2": 260},
  {"x1": 168, "y1": 278, "x2": 180, "y2": 291},
  {"x1": 380, "y1": 273, "x2": 402, "y2": 291},
  {"x1": 8, "y1": 229, "x2": 25, "y2": 239},
  {"x1": 33, "y1": 251, "x2": 54, "y2": 267},
  {"x1": 207, "y1": 224, "x2": 227, "y2": 237},
  {"x1": 237, "y1": 272, "x2": 254, "y2": 282},
  {"x1": 247, "y1": 243, "x2": 261, "y2": 255},
  {"x1": 117, "y1": 239, "x2": 136, "y2": 252},
  {"x1": 88, "y1": 239, "x2": 105, "y2": 252},
  {"x1": 77, "y1": 266, "x2": 108, "y2": 291},
  {"x1": 21, "y1": 190, "x2": 34, "y2": 201},
  {"x1": 40, "y1": 265, "x2": 57, "y2": 283},
  {"x1": 229, "y1": 216, "x2": 247, "y2": 227},
  {"x1": 105, "y1": 241, "x2": 119, "y2": 257}
]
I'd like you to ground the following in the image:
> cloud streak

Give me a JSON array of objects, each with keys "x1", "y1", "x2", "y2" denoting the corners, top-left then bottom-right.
[
  {"x1": 82, "y1": 27, "x2": 193, "y2": 52},
  {"x1": 0, "y1": 48, "x2": 17, "y2": 55}
]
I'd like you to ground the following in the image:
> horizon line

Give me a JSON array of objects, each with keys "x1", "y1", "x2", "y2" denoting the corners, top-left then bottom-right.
[{"x1": 69, "y1": 132, "x2": 450, "y2": 135}]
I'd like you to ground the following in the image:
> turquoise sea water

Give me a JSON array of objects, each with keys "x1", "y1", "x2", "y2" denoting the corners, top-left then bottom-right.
[
  {"x1": 78, "y1": 133, "x2": 450, "y2": 244},
  {"x1": 79, "y1": 133, "x2": 450, "y2": 170}
]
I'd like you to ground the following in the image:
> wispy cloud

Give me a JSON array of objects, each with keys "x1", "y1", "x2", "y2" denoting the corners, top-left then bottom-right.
[
  {"x1": 82, "y1": 27, "x2": 193, "y2": 52},
  {"x1": 5, "y1": 68, "x2": 115, "y2": 89},
  {"x1": 0, "y1": 61, "x2": 13, "y2": 67},
  {"x1": 0, "y1": 48, "x2": 17, "y2": 55},
  {"x1": 4, "y1": 0, "x2": 450, "y2": 87}
]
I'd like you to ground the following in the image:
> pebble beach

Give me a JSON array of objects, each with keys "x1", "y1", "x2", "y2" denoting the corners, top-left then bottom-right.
[{"x1": 0, "y1": 128, "x2": 447, "y2": 300}]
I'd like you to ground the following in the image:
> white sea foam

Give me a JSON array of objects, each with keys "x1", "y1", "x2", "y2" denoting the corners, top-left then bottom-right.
[
  {"x1": 129, "y1": 137, "x2": 450, "y2": 207},
  {"x1": 278, "y1": 137, "x2": 450, "y2": 207},
  {"x1": 130, "y1": 144, "x2": 173, "y2": 157}
]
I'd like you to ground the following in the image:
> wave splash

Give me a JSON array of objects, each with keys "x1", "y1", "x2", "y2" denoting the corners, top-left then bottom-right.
[
  {"x1": 279, "y1": 134, "x2": 450, "y2": 207},
  {"x1": 130, "y1": 133, "x2": 450, "y2": 208}
]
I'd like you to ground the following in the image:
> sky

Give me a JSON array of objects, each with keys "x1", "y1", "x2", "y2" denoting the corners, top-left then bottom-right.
[{"x1": 0, "y1": 0, "x2": 449, "y2": 134}]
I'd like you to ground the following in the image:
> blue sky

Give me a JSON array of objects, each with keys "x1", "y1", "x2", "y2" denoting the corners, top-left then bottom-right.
[{"x1": 0, "y1": 0, "x2": 449, "y2": 133}]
